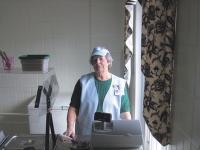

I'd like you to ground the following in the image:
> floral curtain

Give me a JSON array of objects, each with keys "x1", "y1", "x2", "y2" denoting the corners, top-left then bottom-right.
[
  {"x1": 124, "y1": 0, "x2": 135, "y2": 86},
  {"x1": 141, "y1": 0, "x2": 177, "y2": 146}
]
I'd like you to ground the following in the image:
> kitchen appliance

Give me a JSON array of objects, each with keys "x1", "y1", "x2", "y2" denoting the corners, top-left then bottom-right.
[{"x1": 91, "y1": 119, "x2": 143, "y2": 150}]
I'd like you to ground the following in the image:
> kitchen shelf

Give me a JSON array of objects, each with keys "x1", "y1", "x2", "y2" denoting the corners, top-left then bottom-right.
[{"x1": 0, "y1": 67, "x2": 53, "y2": 74}]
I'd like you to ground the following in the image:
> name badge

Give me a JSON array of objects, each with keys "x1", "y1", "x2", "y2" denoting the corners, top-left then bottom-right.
[{"x1": 113, "y1": 85, "x2": 121, "y2": 95}]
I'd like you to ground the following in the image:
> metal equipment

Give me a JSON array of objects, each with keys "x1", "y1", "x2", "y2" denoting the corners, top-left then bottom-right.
[{"x1": 91, "y1": 119, "x2": 143, "y2": 150}]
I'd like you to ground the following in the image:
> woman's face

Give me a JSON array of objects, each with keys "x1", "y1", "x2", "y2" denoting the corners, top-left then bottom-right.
[{"x1": 91, "y1": 55, "x2": 109, "y2": 74}]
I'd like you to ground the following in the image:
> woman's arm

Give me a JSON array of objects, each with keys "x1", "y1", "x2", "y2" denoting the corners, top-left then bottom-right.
[
  {"x1": 64, "y1": 80, "x2": 81, "y2": 138},
  {"x1": 64, "y1": 106, "x2": 78, "y2": 138}
]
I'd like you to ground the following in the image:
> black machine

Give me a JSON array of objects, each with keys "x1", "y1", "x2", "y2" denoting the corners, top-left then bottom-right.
[{"x1": 94, "y1": 112, "x2": 112, "y2": 122}]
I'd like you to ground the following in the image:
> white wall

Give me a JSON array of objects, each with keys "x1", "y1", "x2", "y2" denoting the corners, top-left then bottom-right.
[
  {"x1": 0, "y1": 0, "x2": 126, "y2": 134},
  {"x1": 172, "y1": 0, "x2": 200, "y2": 149},
  {"x1": 0, "y1": 0, "x2": 126, "y2": 93}
]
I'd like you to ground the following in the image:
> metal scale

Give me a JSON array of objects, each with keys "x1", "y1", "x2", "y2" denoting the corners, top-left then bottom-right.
[{"x1": 91, "y1": 112, "x2": 143, "y2": 150}]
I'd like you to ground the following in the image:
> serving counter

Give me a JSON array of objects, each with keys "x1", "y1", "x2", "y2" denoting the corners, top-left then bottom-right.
[{"x1": 0, "y1": 133, "x2": 142, "y2": 150}]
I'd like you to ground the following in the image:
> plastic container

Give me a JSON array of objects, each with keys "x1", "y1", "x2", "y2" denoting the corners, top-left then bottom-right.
[{"x1": 19, "y1": 55, "x2": 49, "y2": 72}]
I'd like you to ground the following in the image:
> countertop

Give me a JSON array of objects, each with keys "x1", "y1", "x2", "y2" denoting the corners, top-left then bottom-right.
[{"x1": 1, "y1": 134, "x2": 142, "y2": 150}]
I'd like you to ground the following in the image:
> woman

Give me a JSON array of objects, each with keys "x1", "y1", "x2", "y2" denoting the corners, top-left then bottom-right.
[{"x1": 64, "y1": 46, "x2": 131, "y2": 139}]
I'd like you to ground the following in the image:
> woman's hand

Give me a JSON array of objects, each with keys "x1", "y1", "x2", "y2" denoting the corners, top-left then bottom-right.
[
  {"x1": 63, "y1": 128, "x2": 75, "y2": 139},
  {"x1": 120, "y1": 112, "x2": 131, "y2": 120},
  {"x1": 65, "y1": 106, "x2": 78, "y2": 138}
]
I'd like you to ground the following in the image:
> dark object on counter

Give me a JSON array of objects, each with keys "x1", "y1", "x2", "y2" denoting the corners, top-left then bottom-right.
[
  {"x1": 23, "y1": 146, "x2": 36, "y2": 150},
  {"x1": 19, "y1": 54, "x2": 49, "y2": 72},
  {"x1": 94, "y1": 112, "x2": 112, "y2": 122},
  {"x1": 35, "y1": 85, "x2": 43, "y2": 108}
]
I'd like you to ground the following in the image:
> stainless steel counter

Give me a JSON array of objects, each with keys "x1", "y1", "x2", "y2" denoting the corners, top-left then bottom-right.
[{"x1": 1, "y1": 134, "x2": 142, "y2": 150}]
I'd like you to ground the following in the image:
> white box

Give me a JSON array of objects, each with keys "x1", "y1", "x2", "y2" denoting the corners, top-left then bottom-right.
[{"x1": 28, "y1": 93, "x2": 71, "y2": 134}]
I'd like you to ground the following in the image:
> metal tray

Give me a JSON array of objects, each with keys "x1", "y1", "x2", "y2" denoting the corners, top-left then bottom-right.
[{"x1": 3, "y1": 135, "x2": 46, "y2": 150}]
